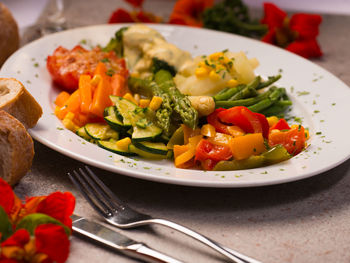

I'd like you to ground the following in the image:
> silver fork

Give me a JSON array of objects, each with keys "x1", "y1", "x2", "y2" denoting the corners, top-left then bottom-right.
[{"x1": 68, "y1": 166, "x2": 262, "y2": 263}]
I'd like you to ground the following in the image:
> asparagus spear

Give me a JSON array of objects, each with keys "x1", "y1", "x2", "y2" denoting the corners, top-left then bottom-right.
[{"x1": 154, "y1": 70, "x2": 198, "y2": 129}]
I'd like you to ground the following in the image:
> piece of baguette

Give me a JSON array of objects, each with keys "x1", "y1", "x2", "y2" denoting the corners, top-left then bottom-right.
[
  {"x1": 0, "y1": 3, "x2": 19, "y2": 66},
  {"x1": 0, "y1": 78, "x2": 42, "y2": 129},
  {"x1": 0, "y1": 110, "x2": 34, "y2": 185}
]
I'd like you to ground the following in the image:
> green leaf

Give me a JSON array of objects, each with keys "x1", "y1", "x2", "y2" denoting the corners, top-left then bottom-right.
[
  {"x1": 16, "y1": 213, "x2": 71, "y2": 236},
  {"x1": 0, "y1": 206, "x2": 14, "y2": 242}
]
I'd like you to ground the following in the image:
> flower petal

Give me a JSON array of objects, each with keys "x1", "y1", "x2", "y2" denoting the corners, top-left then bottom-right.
[
  {"x1": 286, "y1": 39, "x2": 322, "y2": 58},
  {"x1": 35, "y1": 224, "x2": 70, "y2": 263},
  {"x1": 36, "y1": 192, "x2": 75, "y2": 228},
  {"x1": 0, "y1": 179, "x2": 15, "y2": 215},
  {"x1": 1, "y1": 229, "x2": 30, "y2": 248},
  {"x1": 169, "y1": 0, "x2": 214, "y2": 27},
  {"x1": 261, "y1": 2, "x2": 287, "y2": 29},
  {"x1": 261, "y1": 28, "x2": 277, "y2": 44},
  {"x1": 108, "y1": 8, "x2": 135, "y2": 23},
  {"x1": 290, "y1": 13, "x2": 322, "y2": 39}
]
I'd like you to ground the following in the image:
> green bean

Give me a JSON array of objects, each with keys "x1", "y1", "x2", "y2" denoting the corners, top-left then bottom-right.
[
  {"x1": 228, "y1": 76, "x2": 261, "y2": 100},
  {"x1": 256, "y1": 74, "x2": 281, "y2": 90},
  {"x1": 215, "y1": 86, "x2": 277, "y2": 108},
  {"x1": 213, "y1": 84, "x2": 246, "y2": 101}
]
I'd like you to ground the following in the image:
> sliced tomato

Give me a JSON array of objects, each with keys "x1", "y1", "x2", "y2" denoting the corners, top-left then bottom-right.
[
  {"x1": 195, "y1": 139, "x2": 232, "y2": 163},
  {"x1": 270, "y1": 118, "x2": 290, "y2": 131},
  {"x1": 268, "y1": 126, "x2": 306, "y2": 155},
  {"x1": 217, "y1": 106, "x2": 269, "y2": 138},
  {"x1": 207, "y1": 108, "x2": 231, "y2": 134},
  {"x1": 47, "y1": 45, "x2": 128, "y2": 92}
]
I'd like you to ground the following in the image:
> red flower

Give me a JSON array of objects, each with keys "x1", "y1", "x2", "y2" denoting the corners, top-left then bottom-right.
[
  {"x1": 1, "y1": 224, "x2": 70, "y2": 263},
  {"x1": 169, "y1": 0, "x2": 214, "y2": 27},
  {"x1": 108, "y1": 8, "x2": 135, "y2": 23},
  {"x1": 35, "y1": 224, "x2": 70, "y2": 263},
  {"x1": 108, "y1": 8, "x2": 162, "y2": 23},
  {"x1": 261, "y1": 2, "x2": 322, "y2": 58},
  {"x1": 0, "y1": 178, "x2": 75, "y2": 228}
]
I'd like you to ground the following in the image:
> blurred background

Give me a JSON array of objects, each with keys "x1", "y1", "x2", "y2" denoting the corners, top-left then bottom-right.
[{"x1": 3, "y1": 0, "x2": 350, "y2": 38}]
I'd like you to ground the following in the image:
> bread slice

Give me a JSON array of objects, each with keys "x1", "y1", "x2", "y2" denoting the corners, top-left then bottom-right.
[
  {"x1": 0, "y1": 110, "x2": 34, "y2": 185},
  {"x1": 0, "y1": 78, "x2": 42, "y2": 129},
  {"x1": 0, "y1": 3, "x2": 19, "y2": 66}
]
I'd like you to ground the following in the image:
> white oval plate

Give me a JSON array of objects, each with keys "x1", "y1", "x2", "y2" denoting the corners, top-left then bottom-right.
[{"x1": 2, "y1": 24, "x2": 350, "y2": 188}]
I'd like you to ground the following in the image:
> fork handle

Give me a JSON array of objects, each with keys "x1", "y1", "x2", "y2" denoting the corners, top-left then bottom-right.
[
  {"x1": 124, "y1": 243, "x2": 184, "y2": 263},
  {"x1": 150, "y1": 219, "x2": 261, "y2": 263}
]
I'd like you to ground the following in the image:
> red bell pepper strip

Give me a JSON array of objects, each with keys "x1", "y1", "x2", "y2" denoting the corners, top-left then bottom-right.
[
  {"x1": 207, "y1": 108, "x2": 232, "y2": 134},
  {"x1": 217, "y1": 106, "x2": 269, "y2": 138},
  {"x1": 270, "y1": 118, "x2": 291, "y2": 131}
]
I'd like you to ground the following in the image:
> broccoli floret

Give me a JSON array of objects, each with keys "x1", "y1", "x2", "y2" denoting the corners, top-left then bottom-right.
[
  {"x1": 102, "y1": 27, "x2": 128, "y2": 57},
  {"x1": 202, "y1": 0, "x2": 267, "y2": 38},
  {"x1": 151, "y1": 57, "x2": 177, "y2": 76}
]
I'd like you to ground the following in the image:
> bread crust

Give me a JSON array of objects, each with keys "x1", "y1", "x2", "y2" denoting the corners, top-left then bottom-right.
[
  {"x1": 0, "y1": 3, "x2": 19, "y2": 66},
  {"x1": 0, "y1": 78, "x2": 42, "y2": 129},
  {"x1": 0, "y1": 110, "x2": 34, "y2": 185}
]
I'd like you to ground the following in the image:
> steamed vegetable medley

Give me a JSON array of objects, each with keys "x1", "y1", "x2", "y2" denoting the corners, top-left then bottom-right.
[{"x1": 49, "y1": 24, "x2": 309, "y2": 171}]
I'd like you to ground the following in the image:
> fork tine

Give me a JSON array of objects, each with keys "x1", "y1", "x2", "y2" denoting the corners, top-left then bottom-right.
[
  {"x1": 84, "y1": 166, "x2": 127, "y2": 209},
  {"x1": 78, "y1": 167, "x2": 121, "y2": 211},
  {"x1": 68, "y1": 170, "x2": 112, "y2": 218}
]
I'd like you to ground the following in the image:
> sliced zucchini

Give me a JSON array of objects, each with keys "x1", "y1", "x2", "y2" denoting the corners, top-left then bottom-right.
[
  {"x1": 129, "y1": 144, "x2": 167, "y2": 159},
  {"x1": 76, "y1": 126, "x2": 94, "y2": 141},
  {"x1": 110, "y1": 96, "x2": 138, "y2": 126},
  {"x1": 98, "y1": 140, "x2": 136, "y2": 156},
  {"x1": 104, "y1": 106, "x2": 116, "y2": 117},
  {"x1": 84, "y1": 123, "x2": 119, "y2": 140},
  {"x1": 105, "y1": 114, "x2": 128, "y2": 131},
  {"x1": 133, "y1": 141, "x2": 168, "y2": 155},
  {"x1": 132, "y1": 125, "x2": 162, "y2": 142}
]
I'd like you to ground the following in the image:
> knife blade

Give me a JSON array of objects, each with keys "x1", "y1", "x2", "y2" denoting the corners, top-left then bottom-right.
[{"x1": 71, "y1": 215, "x2": 184, "y2": 263}]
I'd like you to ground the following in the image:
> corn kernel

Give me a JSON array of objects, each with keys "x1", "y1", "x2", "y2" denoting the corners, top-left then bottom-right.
[
  {"x1": 62, "y1": 118, "x2": 79, "y2": 132},
  {"x1": 290, "y1": 124, "x2": 300, "y2": 129},
  {"x1": 209, "y1": 52, "x2": 224, "y2": 61},
  {"x1": 267, "y1": 116, "x2": 279, "y2": 127},
  {"x1": 198, "y1": 61, "x2": 206, "y2": 67},
  {"x1": 221, "y1": 56, "x2": 231, "y2": 64},
  {"x1": 65, "y1": 111, "x2": 75, "y2": 121},
  {"x1": 227, "y1": 79, "x2": 238, "y2": 87},
  {"x1": 90, "y1": 74, "x2": 101, "y2": 86},
  {"x1": 209, "y1": 70, "x2": 220, "y2": 81},
  {"x1": 116, "y1": 137, "x2": 131, "y2": 151},
  {"x1": 123, "y1": 93, "x2": 138, "y2": 104},
  {"x1": 139, "y1": 99, "x2": 150, "y2": 108},
  {"x1": 149, "y1": 96, "x2": 163, "y2": 111},
  {"x1": 195, "y1": 67, "x2": 208, "y2": 78}
]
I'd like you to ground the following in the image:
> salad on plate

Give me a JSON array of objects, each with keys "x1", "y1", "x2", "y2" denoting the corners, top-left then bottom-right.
[{"x1": 48, "y1": 24, "x2": 309, "y2": 171}]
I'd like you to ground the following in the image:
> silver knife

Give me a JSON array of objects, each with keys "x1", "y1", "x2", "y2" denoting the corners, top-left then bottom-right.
[{"x1": 72, "y1": 215, "x2": 184, "y2": 263}]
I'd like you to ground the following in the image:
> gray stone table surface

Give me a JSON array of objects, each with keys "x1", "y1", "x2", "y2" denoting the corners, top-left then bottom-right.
[{"x1": 14, "y1": 1, "x2": 350, "y2": 263}]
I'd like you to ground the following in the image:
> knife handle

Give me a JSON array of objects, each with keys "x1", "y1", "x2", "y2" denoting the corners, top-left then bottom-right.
[{"x1": 123, "y1": 243, "x2": 184, "y2": 263}]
